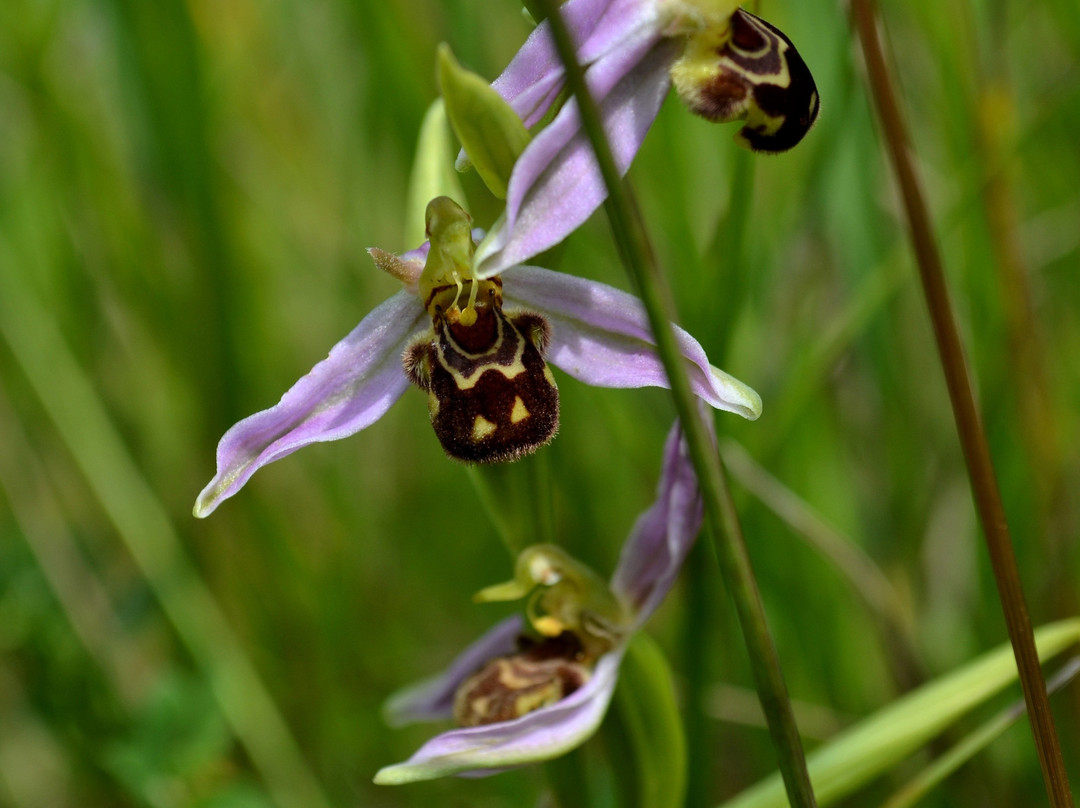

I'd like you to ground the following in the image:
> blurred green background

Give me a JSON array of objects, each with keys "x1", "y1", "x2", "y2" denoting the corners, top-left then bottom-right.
[{"x1": 1, "y1": 0, "x2": 1078, "y2": 805}]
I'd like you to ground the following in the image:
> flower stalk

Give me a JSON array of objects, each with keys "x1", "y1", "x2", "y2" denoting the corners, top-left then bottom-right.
[
  {"x1": 533, "y1": 1, "x2": 818, "y2": 805},
  {"x1": 850, "y1": 0, "x2": 1074, "y2": 804}
]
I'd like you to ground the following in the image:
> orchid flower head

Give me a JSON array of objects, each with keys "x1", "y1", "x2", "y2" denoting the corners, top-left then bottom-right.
[
  {"x1": 472, "y1": 0, "x2": 820, "y2": 278},
  {"x1": 193, "y1": 197, "x2": 759, "y2": 517},
  {"x1": 374, "y1": 419, "x2": 705, "y2": 783},
  {"x1": 404, "y1": 197, "x2": 560, "y2": 463}
]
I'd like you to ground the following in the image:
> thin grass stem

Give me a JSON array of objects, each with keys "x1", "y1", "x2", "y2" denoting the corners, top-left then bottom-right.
[
  {"x1": 533, "y1": 2, "x2": 817, "y2": 804},
  {"x1": 682, "y1": 537, "x2": 717, "y2": 808},
  {"x1": 720, "y1": 438, "x2": 925, "y2": 691},
  {"x1": 850, "y1": 1, "x2": 1074, "y2": 803}
]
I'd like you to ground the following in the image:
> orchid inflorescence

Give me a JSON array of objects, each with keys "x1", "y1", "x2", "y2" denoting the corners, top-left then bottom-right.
[
  {"x1": 376, "y1": 421, "x2": 704, "y2": 782},
  {"x1": 192, "y1": 194, "x2": 760, "y2": 518},
  {"x1": 193, "y1": 0, "x2": 818, "y2": 785}
]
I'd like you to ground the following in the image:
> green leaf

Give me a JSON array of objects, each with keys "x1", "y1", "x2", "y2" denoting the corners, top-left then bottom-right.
[
  {"x1": 437, "y1": 43, "x2": 530, "y2": 199},
  {"x1": 405, "y1": 98, "x2": 467, "y2": 247},
  {"x1": 880, "y1": 656, "x2": 1080, "y2": 808},
  {"x1": 612, "y1": 633, "x2": 688, "y2": 808},
  {"x1": 719, "y1": 619, "x2": 1080, "y2": 808}
]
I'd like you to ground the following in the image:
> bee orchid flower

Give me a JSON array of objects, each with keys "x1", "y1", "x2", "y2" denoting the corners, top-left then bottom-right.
[
  {"x1": 473, "y1": 0, "x2": 820, "y2": 277},
  {"x1": 374, "y1": 419, "x2": 704, "y2": 783},
  {"x1": 193, "y1": 198, "x2": 758, "y2": 517}
]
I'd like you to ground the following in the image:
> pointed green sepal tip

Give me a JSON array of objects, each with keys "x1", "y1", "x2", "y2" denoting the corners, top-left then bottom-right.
[
  {"x1": 373, "y1": 764, "x2": 417, "y2": 786},
  {"x1": 437, "y1": 43, "x2": 530, "y2": 200},
  {"x1": 405, "y1": 99, "x2": 467, "y2": 247}
]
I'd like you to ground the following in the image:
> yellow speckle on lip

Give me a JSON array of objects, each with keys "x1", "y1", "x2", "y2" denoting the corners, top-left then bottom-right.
[
  {"x1": 509, "y1": 396, "x2": 530, "y2": 424},
  {"x1": 533, "y1": 616, "x2": 565, "y2": 637},
  {"x1": 471, "y1": 415, "x2": 497, "y2": 442}
]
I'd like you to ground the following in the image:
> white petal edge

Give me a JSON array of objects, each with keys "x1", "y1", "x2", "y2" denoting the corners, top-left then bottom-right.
[
  {"x1": 504, "y1": 266, "x2": 762, "y2": 420},
  {"x1": 383, "y1": 616, "x2": 524, "y2": 728}
]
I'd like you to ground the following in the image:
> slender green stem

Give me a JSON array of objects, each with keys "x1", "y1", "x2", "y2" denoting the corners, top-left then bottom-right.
[
  {"x1": 850, "y1": 1, "x2": 1074, "y2": 804},
  {"x1": 528, "y1": 450, "x2": 557, "y2": 547},
  {"x1": 534, "y1": 3, "x2": 817, "y2": 805},
  {"x1": 465, "y1": 466, "x2": 521, "y2": 557},
  {"x1": 682, "y1": 538, "x2": 717, "y2": 808}
]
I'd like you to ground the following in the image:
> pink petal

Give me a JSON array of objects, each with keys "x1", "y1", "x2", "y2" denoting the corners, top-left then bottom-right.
[
  {"x1": 194, "y1": 291, "x2": 426, "y2": 517},
  {"x1": 504, "y1": 266, "x2": 762, "y2": 419}
]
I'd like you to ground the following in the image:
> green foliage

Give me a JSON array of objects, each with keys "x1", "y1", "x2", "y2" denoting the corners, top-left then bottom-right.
[
  {"x1": 0, "y1": 0, "x2": 1077, "y2": 806},
  {"x1": 438, "y1": 42, "x2": 531, "y2": 199},
  {"x1": 720, "y1": 620, "x2": 1080, "y2": 808},
  {"x1": 611, "y1": 634, "x2": 688, "y2": 808}
]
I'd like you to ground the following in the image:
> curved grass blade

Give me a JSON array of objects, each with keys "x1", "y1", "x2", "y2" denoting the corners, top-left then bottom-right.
[
  {"x1": 719, "y1": 619, "x2": 1080, "y2": 808},
  {"x1": 880, "y1": 657, "x2": 1080, "y2": 808}
]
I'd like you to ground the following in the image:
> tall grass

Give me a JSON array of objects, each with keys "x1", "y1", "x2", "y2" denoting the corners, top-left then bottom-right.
[{"x1": 0, "y1": 0, "x2": 1077, "y2": 805}]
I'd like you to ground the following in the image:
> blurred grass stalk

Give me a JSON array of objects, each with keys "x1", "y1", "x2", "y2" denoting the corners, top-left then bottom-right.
[
  {"x1": 0, "y1": 386, "x2": 155, "y2": 727},
  {"x1": 850, "y1": 0, "x2": 1074, "y2": 803},
  {"x1": 720, "y1": 438, "x2": 925, "y2": 690},
  {"x1": 533, "y1": 1, "x2": 818, "y2": 805},
  {"x1": 971, "y1": 0, "x2": 1079, "y2": 607},
  {"x1": 0, "y1": 244, "x2": 332, "y2": 808},
  {"x1": 0, "y1": 666, "x2": 73, "y2": 807}
]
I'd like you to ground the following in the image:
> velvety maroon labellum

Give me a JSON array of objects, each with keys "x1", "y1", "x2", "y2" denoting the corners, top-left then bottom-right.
[{"x1": 404, "y1": 278, "x2": 559, "y2": 463}]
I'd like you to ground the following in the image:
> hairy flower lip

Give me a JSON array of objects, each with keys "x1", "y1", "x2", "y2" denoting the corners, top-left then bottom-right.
[
  {"x1": 375, "y1": 419, "x2": 706, "y2": 783},
  {"x1": 193, "y1": 246, "x2": 759, "y2": 518}
]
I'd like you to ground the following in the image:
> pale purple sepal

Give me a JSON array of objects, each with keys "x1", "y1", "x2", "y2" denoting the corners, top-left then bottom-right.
[
  {"x1": 505, "y1": 266, "x2": 762, "y2": 420},
  {"x1": 383, "y1": 616, "x2": 524, "y2": 728},
  {"x1": 611, "y1": 419, "x2": 706, "y2": 624},
  {"x1": 193, "y1": 290, "x2": 427, "y2": 517},
  {"x1": 490, "y1": 0, "x2": 663, "y2": 128},
  {"x1": 474, "y1": 33, "x2": 678, "y2": 278},
  {"x1": 488, "y1": 0, "x2": 604, "y2": 129},
  {"x1": 374, "y1": 649, "x2": 625, "y2": 784}
]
